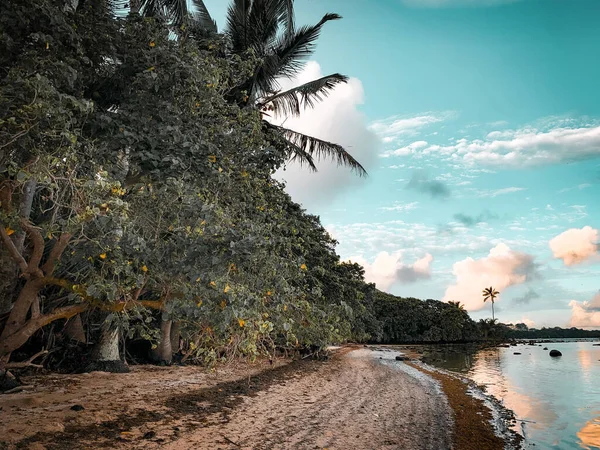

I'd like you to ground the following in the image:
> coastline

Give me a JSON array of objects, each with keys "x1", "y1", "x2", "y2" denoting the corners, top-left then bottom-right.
[{"x1": 0, "y1": 345, "x2": 520, "y2": 449}]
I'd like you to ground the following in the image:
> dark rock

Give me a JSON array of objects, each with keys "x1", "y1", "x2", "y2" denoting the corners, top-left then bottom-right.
[
  {"x1": 549, "y1": 350, "x2": 562, "y2": 357},
  {"x1": 543, "y1": 347, "x2": 548, "y2": 350},
  {"x1": 70, "y1": 404, "x2": 85, "y2": 411},
  {"x1": 593, "y1": 344, "x2": 600, "y2": 346},
  {"x1": 0, "y1": 371, "x2": 20, "y2": 393},
  {"x1": 395, "y1": 355, "x2": 410, "y2": 361},
  {"x1": 143, "y1": 431, "x2": 156, "y2": 440},
  {"x1": 513, "y1": 352, "x2": 521, "y2": 355}
]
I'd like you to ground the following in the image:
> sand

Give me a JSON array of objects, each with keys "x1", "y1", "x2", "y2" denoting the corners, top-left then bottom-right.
[{"x1": 0, "y1": 346, "x2": 509, "y2": 450}]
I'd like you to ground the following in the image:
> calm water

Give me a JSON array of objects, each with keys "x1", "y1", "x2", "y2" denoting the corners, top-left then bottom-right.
[{"x1": 420, "y1": 341, "x2": 600, "y2": 449}]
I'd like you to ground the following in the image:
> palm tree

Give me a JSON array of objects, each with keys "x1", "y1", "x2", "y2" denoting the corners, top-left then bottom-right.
[
  {"x1": 448, "y1": 301, "x2": 465, "y2": 311},
  {"x1": 136, "y1": 0, "x2": 366, "y2": 175},
  {"x1": 482, "y1": 286, "x2": 499, "y2": 320}
]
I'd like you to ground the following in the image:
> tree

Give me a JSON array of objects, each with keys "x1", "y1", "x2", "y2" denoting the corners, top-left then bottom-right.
[
  {"x1": 482, "y1": 286, "x2": 499, "y2": 320},
  {"x1": 191, "y1": 0, "x2": 367, "y2": 175},
  {"x1": 448, "y1": 301, "x2": 465, "y2": 311}
]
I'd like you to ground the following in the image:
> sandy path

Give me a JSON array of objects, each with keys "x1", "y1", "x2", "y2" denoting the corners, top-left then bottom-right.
[
  {"x1": 1, "y1": 348, "x2": 453, "y2": 450},
  {"x1": 160, "y1": 348, "x2": 452, "y2": 450}
]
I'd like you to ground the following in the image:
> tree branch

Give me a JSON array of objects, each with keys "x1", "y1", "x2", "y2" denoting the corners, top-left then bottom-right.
[
  {"x1": 41, "y1": 233, "x2": 72, "y2": 275},
  {"x1": 5, "y1": 349, "x2": 48, "y2": 369},
  {"x1": 0, "y1": 223, "x2": 28, "y2": 273},
  {"x1": 20, "y1": 220, "x2": 44, "y2": 274}
]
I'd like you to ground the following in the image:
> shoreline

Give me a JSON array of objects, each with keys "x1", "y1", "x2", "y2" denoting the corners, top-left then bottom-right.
[
  {"x1": 0, "y1": 345, "x2": 520, "y2": 449},
  {"x1": 371, "y1": 346, "x2": 523, "y2": 450}
]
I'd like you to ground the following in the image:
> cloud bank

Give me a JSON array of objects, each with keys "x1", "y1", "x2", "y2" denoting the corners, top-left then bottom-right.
[
  {"x1": 443, "y1": 243, "x2": 538, "y2": 311},
  {"x1": 349, "y1": 251, "x2": 433, "y2": 290},
  {"x1": 273, "y1": 62, "x2": 379, "y2": 207},
  {"x1": 425, "y1": 125, "x2": 600, "y2": 168},
  {"x1": 549, "y1": 226, "x2": 599, "y2": 266},
  {"x1": 569, "y1": 293, "x2": 600, "y2": 328}
]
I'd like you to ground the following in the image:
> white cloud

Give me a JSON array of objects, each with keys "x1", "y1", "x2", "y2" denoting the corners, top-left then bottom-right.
[
  {"x1": 369, "y1": 112, "x2": 452, "y2": 145},
  {"x1": 426, "y1": 124, "x2": 600, "y2": 168},
  {"x1": 520, "y1": 317, "x2": 535, "y2": 328},
  {"x1": 380, "y1": 202, "x2": 419, "y2": 212},
  {"x1": 381, "y1": 140, "x2": 428, "y2": 158},
  {"x1": 348, "y1": 251, "x2": 433, "y2": 290},
  {"x1": 401, "y1": 0, "x2": 523, "y2": 6},
  {"x1": 569, "y1": 293, "x2": 600, "y2": 328},
  {"x1": 443, "y1": 243, "x2": 538, "y2": 311},
  {"x1": 468, "y1": 186, "x2": 526, "y2": 198},
  {"x1": 549, "y1": 226, "x2": 599, "y2": 266},
  {"x1": 273, "y1": 61, "x2": 380, "y2": 207}
]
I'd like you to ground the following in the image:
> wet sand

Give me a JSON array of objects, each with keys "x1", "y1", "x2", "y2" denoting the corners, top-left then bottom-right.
[{"x1": 0, "y1": 347, "x2": 510, "y2": 449}]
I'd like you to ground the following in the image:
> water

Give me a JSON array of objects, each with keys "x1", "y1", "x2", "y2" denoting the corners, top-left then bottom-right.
[{"x1": 419, "y1": 341, "x2": 600, "y2": 449}]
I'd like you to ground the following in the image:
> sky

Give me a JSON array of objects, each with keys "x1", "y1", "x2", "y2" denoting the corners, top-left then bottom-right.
[{"x1": 204, "y1": 0, "x2": 600, "y2": 328}]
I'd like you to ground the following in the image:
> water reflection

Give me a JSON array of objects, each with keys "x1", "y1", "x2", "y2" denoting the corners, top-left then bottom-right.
[
  {"x1": 416, "y1": 342, "x2": 600, "y2": 449},
  {"x1": 577, "y1": 414, "x2": 600, "y2": 449}
]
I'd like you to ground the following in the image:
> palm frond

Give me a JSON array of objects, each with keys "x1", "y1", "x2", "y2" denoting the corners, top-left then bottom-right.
[
  {"x1": 247, "y1": 0, "x2": 282, "y2": 55},
  {"x1": 258, "y1": 73, "x2": 348, "y2": 117},
  {"x1": 226, "y1": 0, "x2": 252, "y2": 53},
  {"x1": 190, "y1": 0, "x2": 217, "y2": 33},
  {"x1": 255, "y1": 13, "x2": 342, "y2": 94},
  {"x1": 270, "y1": 124, "x2": 367, "y2": 176},
  {"x1": 276, "y1": 0, "x2": 294, "y2": 36}
]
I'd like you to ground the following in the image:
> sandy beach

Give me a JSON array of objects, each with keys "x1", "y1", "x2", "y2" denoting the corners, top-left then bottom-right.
[{"x1": 0, "y1": 347, "x2": 511, "y2": 450}]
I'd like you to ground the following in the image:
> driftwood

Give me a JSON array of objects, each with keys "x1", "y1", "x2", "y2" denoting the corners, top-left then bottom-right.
[{"x1": 5, "y1": 349, "x2": 48, "y2": 369}]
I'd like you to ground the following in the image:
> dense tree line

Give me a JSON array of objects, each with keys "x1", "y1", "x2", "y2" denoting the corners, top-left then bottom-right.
[
  {"x1": 0, "y1": 0, "x2": 373, "y2": 382},
  {"x1": 507, "y1": 326, "x2": 600, "y2": 339}
]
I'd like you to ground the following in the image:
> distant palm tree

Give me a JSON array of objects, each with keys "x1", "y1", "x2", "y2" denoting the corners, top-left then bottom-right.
[
  {"x1": 448, "y1": 301, "x2": 465, "y2": 311},
  {"x1": 482, "y1": 286, "x2": 499, "y2": 320}
]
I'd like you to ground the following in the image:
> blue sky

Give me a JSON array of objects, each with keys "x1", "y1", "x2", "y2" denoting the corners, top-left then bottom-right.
[{"x1": 205, "y1": 0, "x2": 600, "y2": 328}]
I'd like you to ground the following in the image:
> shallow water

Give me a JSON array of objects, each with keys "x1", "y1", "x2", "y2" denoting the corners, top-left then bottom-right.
[{"x1": 420, "y1": 341, "x2": 600, "y2": 449}]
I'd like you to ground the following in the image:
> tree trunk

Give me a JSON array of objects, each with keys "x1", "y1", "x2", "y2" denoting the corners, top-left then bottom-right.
[
  {"x1": 64, "y1": 314, "x2": 86, "y2": 343},
  {"x1": 87, "y1": 318, "x2": 129, "y2": 373},
  {"x1": 170, "y1": 321, "x2": 181, "y2": 355},
  {"x1": 150, "y1": 313, "x2": 172, "y2": 364}
]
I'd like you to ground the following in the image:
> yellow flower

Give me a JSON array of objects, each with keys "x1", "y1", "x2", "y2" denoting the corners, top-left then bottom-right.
[
  {"x1": 224, "y1": 285, "x2": 230, "y2": 293},
  {"x1": 300, "y1": 263, "x2": 307, "y2": 271},
  {"x1": 238, "y1": 318, "x2": 245, "y2": 328},
  {"x1": 209, "y1": 281, "x2": 216, "y2": 288},
  {"x1": 220, "y1": 299, "x2": 227, "y2": 309},
  {"x1": 149, "y1": 41, "x2": 156, "y2": 48},
  {"x1": 5, "y1": 227, "x2": 15, "y2": 236},
  {"x1": 196, "y1": 277, "x2": 201, "y2": 282},
  {"x1": 196, "y1": 300, "x2": 203, "y2": 307},
  {"x1": 141, "y1": 265, "x2": 148, "y2": 272},
  {"x1": 99, "y1": 253, "x2": 107, "y2": 260},
  {"x1": 283, "y1": 304, "x2": 287, "y2": 312},
  {"x1": 45, "y1": 42, "x2": 49, "y2": 50},
  {"x1": 266, "y1": 291, "x2": 272, "y2": 296},
  {"x1": 195, "y1": 102, "x2": 200, "y2": 107},
  {"x1": 218, "y1": 167, "x2": 223, "y2": 173},
  {"x1": 208, "y1": 155, "x2": 216, "y2": 163},
  {"x1": 241, "y1": 170, "x2": 249, "y2": 178},
  {"x1": 229, "y1": 263, "x2": 236, "y2": 271}
]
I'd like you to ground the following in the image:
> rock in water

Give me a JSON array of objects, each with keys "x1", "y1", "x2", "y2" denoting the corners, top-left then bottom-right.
[
  {"x1": 513, "y1": 352, "x2": 521, "y2": 355},
  {"x1": 549, "y1": 349, "x2": 562, "y2": 357},
  {"x1": 543, "y1": 347, "x2": 548, "y2": 350},
  {"x1": 395, "y1": 355, "x2": 409, "y2": 361}
]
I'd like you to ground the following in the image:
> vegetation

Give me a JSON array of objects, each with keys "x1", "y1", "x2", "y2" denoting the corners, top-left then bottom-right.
[
  {"x1": 0, "y1": 0, "x2": 372, "y2": 379},
  {"x1": 482, "y1": 286, "x2": 499, "y2": 320}
]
